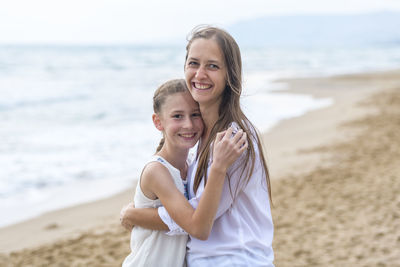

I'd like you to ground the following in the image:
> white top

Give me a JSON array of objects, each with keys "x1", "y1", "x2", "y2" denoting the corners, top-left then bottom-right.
[
  {"x1": 123, "y1": 155, "x2": 188, "y2": 267},
  {"x1": 158, "y1": 138, "x2": 274, "y2": 266}
]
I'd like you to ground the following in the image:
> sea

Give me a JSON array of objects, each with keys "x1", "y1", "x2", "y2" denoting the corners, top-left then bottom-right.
[{"x1": 1, "y1": 43, "x2": 399, "y2": 227}]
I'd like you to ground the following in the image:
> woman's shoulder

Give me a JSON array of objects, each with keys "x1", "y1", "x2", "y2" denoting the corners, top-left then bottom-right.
[{"x1": 232, "y1": 120, "x2": 261, "y2": 147}]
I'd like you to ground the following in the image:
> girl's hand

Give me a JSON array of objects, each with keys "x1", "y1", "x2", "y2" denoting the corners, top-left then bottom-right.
[
  {"x1": 212, "y1": 126, "x2": 248, "y2": 172},
  {"x1": 120, "y1": 202, "x2": 135, "y2": 231}
]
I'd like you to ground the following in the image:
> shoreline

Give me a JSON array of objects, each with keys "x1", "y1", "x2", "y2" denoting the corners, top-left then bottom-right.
[
  {"x1": 1, "y1": 69, "x2": 399, "y2": 265},
  {"x1": 263, "y1": 69, "x2": 400, "y2": 178}
]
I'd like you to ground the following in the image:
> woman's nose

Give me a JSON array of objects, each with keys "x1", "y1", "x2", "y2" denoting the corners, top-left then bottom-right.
[{"x1": 195, "y1": 66, "x2": 206, "y2": 79}]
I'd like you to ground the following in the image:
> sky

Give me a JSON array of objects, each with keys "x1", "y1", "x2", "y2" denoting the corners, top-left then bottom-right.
[{"x1": 1, "y1": 0, "x2": 400, "y2": 45}]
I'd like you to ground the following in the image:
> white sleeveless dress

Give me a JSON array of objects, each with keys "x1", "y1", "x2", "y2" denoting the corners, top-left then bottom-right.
[{"x1": 122, "y1": 155, "x2": 188, "y2": 267}]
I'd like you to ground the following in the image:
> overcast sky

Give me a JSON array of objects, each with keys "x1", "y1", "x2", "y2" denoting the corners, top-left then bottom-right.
[{"x1": 1, "y1": 0, "x2": 400, "y2": 44}]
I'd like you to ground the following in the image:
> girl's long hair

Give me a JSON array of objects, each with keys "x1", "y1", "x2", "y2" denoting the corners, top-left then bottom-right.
[{"x1": 186, "y1": 26, "x2": 272, "y2": 202}]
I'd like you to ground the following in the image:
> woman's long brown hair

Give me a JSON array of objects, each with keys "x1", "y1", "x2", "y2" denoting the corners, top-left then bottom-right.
[{"x1": 186, "y1": 26, "x2": 272, "y2": 203}]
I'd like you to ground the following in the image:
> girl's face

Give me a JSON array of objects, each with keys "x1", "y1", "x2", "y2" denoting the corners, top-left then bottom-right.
[
  {"x1": 184, "y1": 38, "x2": 227, "y2": 109},
  {"x1": 155, "y1": 91, "x2": 203, "y2": 150}
]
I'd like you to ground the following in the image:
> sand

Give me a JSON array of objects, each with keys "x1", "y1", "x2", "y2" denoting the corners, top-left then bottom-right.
[
  {"x1": 0, "y1": 70, "x2": 399, "y2": 266},
  {"x1": 270, "y1": 78, "x2": 400, "y2": 266}
]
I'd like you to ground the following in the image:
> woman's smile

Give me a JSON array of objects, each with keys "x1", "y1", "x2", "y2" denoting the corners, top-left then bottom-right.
[
  {"x1": 192, "y1": 82, "x2": 212, "y2": 90},
  {"x1": 185, "y1": 38, "x2": 227, "y2": 108}
]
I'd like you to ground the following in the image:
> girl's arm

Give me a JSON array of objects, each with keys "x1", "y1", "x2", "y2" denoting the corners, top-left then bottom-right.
[{"x1": 121, "y1": 128, "x2": 247, "y2": 240}]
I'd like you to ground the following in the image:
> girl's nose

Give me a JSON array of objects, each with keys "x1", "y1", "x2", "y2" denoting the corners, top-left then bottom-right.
[{"x1": 183, "y1": 117, "x2": 193, "y2": 128}]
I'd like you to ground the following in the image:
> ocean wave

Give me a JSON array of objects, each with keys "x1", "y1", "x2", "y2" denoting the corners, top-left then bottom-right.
[{"x1": 0, "y1": 95, "x2": 89, "y2": 112}]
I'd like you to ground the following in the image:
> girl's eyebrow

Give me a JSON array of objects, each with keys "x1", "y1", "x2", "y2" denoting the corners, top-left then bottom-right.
[{"x1": 170, "y1": 108, "x2": 200, "y2": 113}]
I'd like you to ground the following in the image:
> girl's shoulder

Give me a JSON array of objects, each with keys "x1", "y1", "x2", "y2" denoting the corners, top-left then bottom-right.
[
  {"x1": 141, "y1": 156, "x2": 172, "y2": 182},
  {"x1": 143, "y1": 155, "x2": 172, "y2": 171},
  {"x1": 138, "y1": 157, "x2": 173, "y2": 201},
  {"x1": 142, "y1": 155, "x2": 182, "y2": 182}
]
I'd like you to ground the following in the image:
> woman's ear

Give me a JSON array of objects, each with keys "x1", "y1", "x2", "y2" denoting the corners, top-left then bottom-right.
[{"x1": 152, "y1": 113, "x2": 164, "y2": 131}]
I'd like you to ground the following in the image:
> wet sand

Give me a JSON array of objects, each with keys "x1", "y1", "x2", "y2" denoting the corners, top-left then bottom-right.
[{"x1": 1, "y1": 70, "x2": 399, "y2": 266}]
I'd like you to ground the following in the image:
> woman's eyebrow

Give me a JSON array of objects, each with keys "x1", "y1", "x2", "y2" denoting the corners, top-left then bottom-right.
[
  {"x1": 208, "y1": 59, "x2": 222, "y2": 64},
  {"x1": 187, "y1": 57, "x2": 221, "y2": 63},
  {"x1": 187, "y1": 56, "x2": 198, "y2": 61}
]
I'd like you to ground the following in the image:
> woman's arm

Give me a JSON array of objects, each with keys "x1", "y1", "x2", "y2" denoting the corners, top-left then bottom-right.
[{"x1": 120, "y1": 203, "x2": 166, "y2": 231}]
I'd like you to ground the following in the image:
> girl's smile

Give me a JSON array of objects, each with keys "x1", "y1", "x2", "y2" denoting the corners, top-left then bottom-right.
[{"x1": 156, "y1": 91, "x2": 203, "y2": 151}]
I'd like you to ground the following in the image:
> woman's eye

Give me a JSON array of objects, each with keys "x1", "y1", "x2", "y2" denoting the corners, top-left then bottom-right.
[
  {"x1": 208, "y1": 64, "x2": 219, "y2": 69},
  {"x1": 187, "y1": 61, "x2": 198, "y2": 67}
]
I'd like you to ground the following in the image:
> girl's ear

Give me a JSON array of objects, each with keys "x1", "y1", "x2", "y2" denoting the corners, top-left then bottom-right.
[{"x1": 152, "y1": 113, "x2": 164, "y2": 131}]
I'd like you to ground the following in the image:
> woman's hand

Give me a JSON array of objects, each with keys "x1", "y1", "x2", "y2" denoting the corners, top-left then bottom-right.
[
  {"x1": 120, "y1": 202, "x2": 135, "y2": 231},
  {"x1": 212, "y1": 125, "x2": 248, "y2": 172},
  {"x1": 120, "y1": 202, "x2": 169, "y2": 231}
]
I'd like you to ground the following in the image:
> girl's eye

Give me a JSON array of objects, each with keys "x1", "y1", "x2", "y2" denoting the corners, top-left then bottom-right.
[
  {"x1": 172, "y1": 114, "x2": 182, "y2": 119},
  {"x1": 192, "y1": 113, "x2": 201, "y2": 117}
]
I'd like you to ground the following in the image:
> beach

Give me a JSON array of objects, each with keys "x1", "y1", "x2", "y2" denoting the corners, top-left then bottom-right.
[{"x1": 0, "y1": 69, "x2": 399, "y2": 266}]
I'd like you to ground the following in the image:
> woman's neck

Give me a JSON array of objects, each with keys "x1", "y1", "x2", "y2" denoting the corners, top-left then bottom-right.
[{"x1": 200, "y1": 103, "x2": 219, "y2": 141}]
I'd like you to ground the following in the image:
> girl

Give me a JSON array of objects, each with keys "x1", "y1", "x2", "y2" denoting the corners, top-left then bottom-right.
[{"x1": 122, "y1": 79, "x2": 248, "y2": 267}]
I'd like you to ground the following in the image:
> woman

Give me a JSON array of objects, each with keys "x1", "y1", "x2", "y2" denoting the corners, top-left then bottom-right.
[{"x1": 121, "y1": 26, "x2": 274, "y2": 266}]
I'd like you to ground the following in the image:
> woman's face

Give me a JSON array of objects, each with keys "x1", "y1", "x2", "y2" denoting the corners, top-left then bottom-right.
[{"x1": 184, "y1": 38, "x2": 227, "y2": 109}]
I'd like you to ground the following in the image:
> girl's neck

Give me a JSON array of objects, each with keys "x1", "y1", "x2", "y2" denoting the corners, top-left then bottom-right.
[{"x1": 157, "y1": 145, "x2": 189, "y2": 178}]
